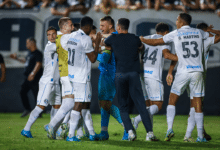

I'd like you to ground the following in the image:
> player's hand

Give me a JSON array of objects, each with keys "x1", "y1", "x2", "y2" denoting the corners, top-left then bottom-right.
[
  {"x1": 27, "y1": 73, "x2": 35, "y2": 81},
  {"x1": 10, "y1": 53, "x2": 17, "y2": 59},
  {"x1": 63, "y1": 9, "x2": 70, "y2": 17},
  {"x1": 95, "y1": 32, "x2": 102, "y2": 46},
  {"x1": 0, "y1": 76, "x2": 6, "y2": 83},
  {"x1": 166, "y1": 73, "x2": 173, "y2": 86},
  {"x1": 207, "y1": 25, "x2": 214, "y2": 32},
  {"x1": 140, "y1": 36, "x2": 144, "y2": 42}
]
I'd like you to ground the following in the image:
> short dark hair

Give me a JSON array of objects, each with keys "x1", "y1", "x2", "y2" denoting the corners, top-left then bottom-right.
[
  {"x1": 155, "y1": 23, "x2": 169, "y2": 33},
  {"x1": 118, "y1": 18, "x2": 130, "y2": 30},
  {"x1": 196, "y1": 23, "x2": 208, "y2": 30},
  {"x1": 92, "y1": 25, "x2": 97, "y2": 30},
  {"x1": 46, "y1": 26, "x2": 57, "y2": 32},
  {"x1": 100, "y1": 16, "x2": 115, "y2": 28},
  {"x1": 80, "y1": 16, "x2": 93, "y2": 28},
  {"x1": 73, "y1": 23, "x2": 80, "y2": 30},
  {"x1": 58, "y1": 17, "x2": 71, "y2": 29},
  {"x1": 179, "y1": 13, "x2": 192, "y2": 25},
  {"x1": 27, "y1": 37, "x2": 36, "y2": 43}
]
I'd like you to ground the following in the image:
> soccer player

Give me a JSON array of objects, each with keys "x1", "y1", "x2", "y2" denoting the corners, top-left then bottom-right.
[
  {"x1": 166, "y1": 23, "x2": 220, "y2": 142},
  {"x1": 46, "y1": 17, "x2": 75, "y2": 140},
  {"x1": 97, "y1": 16, "x2": 126, "y2": 140},
  {"x1": 58, "y1": 16, "x2": 101, "y2": 141},
  {"x1": 140, "y1": 13, "x2": 211, "y2": 142},
  {"x1": 21, "y1": 26, "x2": 61, "y2": 138},
  {"x1": 0, "y1": 53, "x2": 6, "y2": 82},
  {"x1": 132, "y1": 23, "x2": 178, "y2": 141}
]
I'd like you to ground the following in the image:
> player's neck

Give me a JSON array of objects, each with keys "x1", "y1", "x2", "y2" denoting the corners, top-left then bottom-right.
[
  {"x1": 29, "y1": 46, "x2": 37, "y2": 52},
  {"x1": 109, "y1": 28, "x2": 116, "y2": 34}
]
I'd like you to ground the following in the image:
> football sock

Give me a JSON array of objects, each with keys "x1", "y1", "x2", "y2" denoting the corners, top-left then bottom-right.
[
  {"x1": 68, "y1": 110, "x2": 81, "y2": 138},
  {"x1": 62, "y1": 111, "x2": 71, "y2": 124},
  {"x1": 83, "y1": 121, "x2": 89, "y2": 134},
  {"x1": 24, "y1": 106, "x2": 43, "y2": 131},
  {"x1": 167, "y1": 105, "x2": 175, "y2": 131},
  {"x1": 110, "y1": 105, "x2": 123, "y2": 124},
  {"x1": 195, "y1": 112, "x2": 204, "y2": 139},
  {"x1": 76, "y1": 116, "x2": 84, "y2": 137},
  {"x1": 134, "y1": 115, "x2": 142, "y2": 126},
  {"x1": 149, "y1": 105, "x2": 159, "y2": 115},
  {"x1": 82, "y1": 109, "x2": 95, "y2": 136},
  {"x1": 50, "y1": 107, "x2": 55, "y2": 121},
  {"x1": 52, "y1": 108, "x2": 59, "y2": 120},
  {"x1": 101, "y1": 107, "x2": 110, "y2": 132},
  {"x1": 185, "y1": 107, "x2": 196, "y2": 138},
  {"x1": 49, "y1": 98, "x2": 75, "y2": 130}
]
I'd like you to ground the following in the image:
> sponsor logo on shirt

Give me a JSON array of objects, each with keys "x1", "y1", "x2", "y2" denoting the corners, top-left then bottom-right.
[
  {"x1": 186, "y1": 65, "x2": 201, "y2": 69},
  {"x1": 144, "y1": 70, "x2": 153, "y2": 74},
  {"x1": 67, "y1": 38, "x2": 80, "y2": 45},
  {"x1": 177, "y1": 32, "x2": 199, "y2": 37}
]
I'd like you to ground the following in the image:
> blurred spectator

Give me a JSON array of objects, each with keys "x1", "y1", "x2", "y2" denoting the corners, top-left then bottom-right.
[
  {"x1": 10, "y1": 37, "x2": 43, "y2": 117},
  {"x1": 117, "y1": 0, "x2": 143, "y2": 10},
  {"x1": 200, "y1": 0, "x2": 216, "y2": 10},
  {"x1": 94, "y1": 0, "x2": 116, "y2": 14},
  {"x1": 217, "y1": 0, "x2": 220, "y2": 17},
  {"x1": 0, "y1": 53, "x2": 6, "y2": 83},
  {"x1": 174, "y1": 0, "x2": 187, "y2": 12},
  {"x1": 68, "y1": 0, "x2": 92, "y2": 14},
  {"x1": 0, "y1": 0, "x2": 34, "y2": 9},
  {"x1": 38, "y1": 0, "x2": 52, "y2": 8},
  {"x1": 182, "y1": 0, "x2": 200, "y2": 10},
  {"x1": 159, "y1": 0, "x2": 175, "y2": 11},
  {"x1": 50, "y1": 0, "x2": 70, "y2": 17}
]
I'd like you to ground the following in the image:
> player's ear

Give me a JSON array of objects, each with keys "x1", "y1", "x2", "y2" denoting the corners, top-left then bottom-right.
[{"x1": 109, "y1": 24, "x2": 113, "y2": 30}]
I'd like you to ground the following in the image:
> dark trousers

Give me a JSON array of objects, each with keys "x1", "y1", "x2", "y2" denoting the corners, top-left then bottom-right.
[
  {"x1": 115, "y1": 72, "x2": 152, "y2": 132},
  {"x1": 20, "y1": 78, "x2": 39, "y2": 111}
]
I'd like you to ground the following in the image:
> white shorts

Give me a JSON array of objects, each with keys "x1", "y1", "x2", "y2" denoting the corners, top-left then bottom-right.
[
  {"x1": 60, "y1": 76, "x2": 74, "y2": 96},
  {"x1": 144, "y1": 78, "x2": 164, "y2": 101},
  {"x1": 140, "y1": 76, "x2": 149, "y2": 100},
  {"x1": 74, "y1": 81, "x2": 92, "y2": 103},
  {"x1": 171, "y1": 72, "x2": 205, "y2": 98},
  {"x1": 37, "y1": 82, "x2": 61, "y2": 106}
]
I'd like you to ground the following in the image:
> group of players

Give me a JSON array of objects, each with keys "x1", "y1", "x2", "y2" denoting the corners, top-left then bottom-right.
[{"x1": 20, "y1": 12, "x2": 220, "y2": 142}]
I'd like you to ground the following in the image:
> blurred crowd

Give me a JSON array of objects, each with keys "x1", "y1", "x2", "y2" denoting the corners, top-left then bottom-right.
[{"x1": 0, "y1": 0, "x2": 220, "y2": 17}]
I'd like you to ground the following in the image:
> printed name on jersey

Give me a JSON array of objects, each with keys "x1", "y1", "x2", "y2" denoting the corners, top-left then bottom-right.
[
  {"x1": 183, "y1": 35, "x2": 199, "y2": 39},
  {"x1": 177, "y1": 32, "x2": 199, "y2": 37}
]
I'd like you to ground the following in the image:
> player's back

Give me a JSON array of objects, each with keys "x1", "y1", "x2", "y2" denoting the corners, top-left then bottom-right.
[
  {"x1": 168, "y1": 26, "x2": 208, "y2": 74},
  {"x1": 40, "y1": 41, "x2": 59, "y2": 84},
  {"x1": 142, "y1": 34, "x2": 170, "y2": 82},
  {"x1": 62, "y1": 29, "x2": 94, "y2": 83}
]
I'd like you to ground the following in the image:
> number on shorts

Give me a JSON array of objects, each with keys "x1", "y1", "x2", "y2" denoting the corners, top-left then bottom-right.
[
  {"x1": 143, "y1": 48, "x2": 158, "y2": 65},
  {"x1": 182, "y1": 41, "x2": 199, "y2": 58},
  {"x1": 68, "y1": 48, "x2": 75, "y2": 66}
]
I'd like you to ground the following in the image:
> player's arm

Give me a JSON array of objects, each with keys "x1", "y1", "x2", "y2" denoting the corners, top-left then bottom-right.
[
  {"x1": 0, "y1": 55, "x2": 6, "y2": 82},
  {"x1": 86, "y1": 32, "x2": 102, "y2": 63},
  {"x1": 166, "y1": 60, "x2": 177, "y2": 86},
  {"x1": 51, "y1": 7, "x2": 69, "y2": 17},
  {"x1": 207, "y1": 25, "x2": 220, "y2": 43},
  {"x1": 138, "y1": 43, "x2": 145, "y2": 53},
  {"x1": 140, "y1": 36, "x2": 165, "y2": 46},
  {"x1": 162, "y1": 49, "x2": 178, "y2": 61},
  {"x1": 185, "y1": 0, "x2": 200, "y2": 9},
  {"x1": 10, "y1": 53, "x2": 26, "y2": 63},
  {"x1": 27, "y1": 61, "x2": 42, "y2": 81}
]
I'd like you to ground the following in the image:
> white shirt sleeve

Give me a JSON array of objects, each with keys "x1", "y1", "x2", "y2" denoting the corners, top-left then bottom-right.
[
  {"x1": 161, "y1": 43, "x2": 171, "y2": 51},
  {"x1": 18, "y1": 0, "x2": 27, "y2": 9},
  {"x1": 81, "y1": 36, "x2": 94, "y2": 53},
  {"x1": 163, "y1": 30, "x2": 176, "y2": 43},
  {"x1": 199, "y1": 29, "x2": 209, "y2": 40},
  {"x1": 95, "y1": 0, "x2": 101, "y2": 5},
  {"x1": 60, "y1": 34, "x2": 71, "y2": 51}
]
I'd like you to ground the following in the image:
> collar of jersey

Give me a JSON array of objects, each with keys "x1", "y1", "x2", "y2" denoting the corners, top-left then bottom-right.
[
  {"x1": 180, "y1": 25, "x2": 190, "y2": 29},
  {"x1": 78, "y1": 29, "x2": 86, "y2": 35}
]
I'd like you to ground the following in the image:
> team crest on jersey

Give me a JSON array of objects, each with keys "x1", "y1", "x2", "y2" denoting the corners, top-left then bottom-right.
[
  {"x1": 88, "y1": 94, "x2": 91, "y2": 99},
  {"x1": 178, "y1": 36, "x2": 181, "y2": 40},
  {"x1": 44, "y1": 99, "x2": 49, "y2": 105}
]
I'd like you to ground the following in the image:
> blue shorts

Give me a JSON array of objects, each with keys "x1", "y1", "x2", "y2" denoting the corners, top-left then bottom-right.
[{"x1": 98, "y1": 73, "x2": 116, "y2": 101}]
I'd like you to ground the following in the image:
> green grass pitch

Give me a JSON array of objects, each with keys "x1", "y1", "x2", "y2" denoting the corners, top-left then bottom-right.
[{"x1": 0, "y1": 113, "x2": 220, "y2": 150}]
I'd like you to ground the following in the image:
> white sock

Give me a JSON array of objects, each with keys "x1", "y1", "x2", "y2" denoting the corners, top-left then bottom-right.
[
  {"x1": 76, "y1": 117, "x2": 84, "y2": 137},
  {"x1": 49, "y1": 98, "x2": 75, "y2": 131},
  {"x1": 195, "y1": 112, "x2": 204, "y2": 139},
  {"x1": 134, "y1": 115, "x2": 142, "y2": 124},
  {"x1": 146, "y1": 107, "x2": 153, "y2": 129},
  {"x1": 50, "y1": 107, "x2": 55, "y2": 121},
  {"x1": 82, "y1": 109, "x2": 95, "y2": 136},
  {"x1": 68, "y1": 110, "x2": 81, "y2": 138},
  {"x1": 52, "y1": 108, "x2": 59, "y2": 120},
  {"x1": 83, "y1": 121, "x2": 89, "y2": 134},
  {"x1": 24, "y1": 106, "x2": 43, "y2": 131},
  {"x1": 62, "y1": 111, "x2": 71, "y2": 124},
  {"x1": 185, "y1": 107, "x2": 196, "y2": 138},
  {"x1": 166, "y1": 105, "x2": 175, "y2": 131}
]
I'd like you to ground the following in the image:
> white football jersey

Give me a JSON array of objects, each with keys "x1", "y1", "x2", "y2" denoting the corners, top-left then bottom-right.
[
  {"x1": 163, "y1": 25, "x2": 209, "y2": 74},
  {"x1": 203, "y1": 36, "x2": 215, "y2": 71},
  {"x1": 142, "y1": 34, "x2": 171, "y2": 82},
  {"x1": 40, "y1": 41, "x2": 59, "y2": 84},
  {"x1": 61, "y1": 29, "x2": 94, "y2": 83}
]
